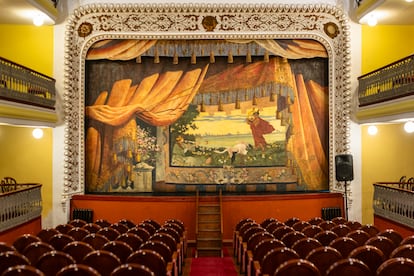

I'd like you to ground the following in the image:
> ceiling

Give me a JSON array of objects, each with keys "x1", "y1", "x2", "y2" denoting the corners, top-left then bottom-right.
[
  {"x1": 0, "y1": 0, "x2": 413, "y2": 25},
  {"x1": 353, "y1": 0, "x2": 414, "y2": 25},
  {"x1": 0, "y1": 0, "x2": 56, "y2": 25}
]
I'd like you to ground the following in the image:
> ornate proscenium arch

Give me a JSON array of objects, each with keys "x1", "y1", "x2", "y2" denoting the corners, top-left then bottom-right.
[{"x1": 62, "y1": 3, "x2": 351, "y2": 199}]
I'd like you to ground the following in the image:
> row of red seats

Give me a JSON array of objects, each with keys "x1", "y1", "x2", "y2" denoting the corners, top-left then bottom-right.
[
  {"x1": 0, "y1": 218, "x2": 186, "y2": 276},
  {"x1": 234, "y1": 216, "x2": 414, "y2": 276}
]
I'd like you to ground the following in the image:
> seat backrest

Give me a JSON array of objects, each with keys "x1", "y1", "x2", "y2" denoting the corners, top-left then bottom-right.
[
  {"x1": 281, "y1": 231, "x2": 306, "y2": 248},
  {"x1": 328, "y1": 236, "x2": 359, "y2": 258},
  {"x1": 378, "y1": 229, "x2": 403, "y2": 247},
  {"x1": 345, "y1": 221, "x2": 362, "y2": 231},
  {"x1": 0, "y1": 242, "x2": 16, "y2": 253},
  {"x1": 22, "y1": 241, "x2": 54, "y2": 265},
  {"x1": 253, "y1": 238, "x2": 285, "y2": 263},
  {"x1": 331, "y1": 217, "x2": 347, "y2": 225},
  {"x1": 82, "y1": 233, "x2": 110, "y2": 250},
  {"x1": 241, "y1": 226, "x2": 266, "y2": 243},
  {"x1": 110, "y1": 223, "x2": 129, "y2": 234},
  {"x1": 326, "y1": 258, "x2": 371, "y2": 276},
  {"x1": 1, "y1": 177, "x2": 17, "y2": 193},
  {"x1": 97, "y1": 227, "x2": 121, "y2": 241},
  {"x1": 377, "y1": 257, "x2": 414, "y2": 276},
  {"x1": 271, "y1": 225, "x2": 295, "y2": 240},
  {"x1": 164, "y1": 219, "x2": 184, "y2": 230},
  {"x1": 36, "y1": 228, "x2": 60, "y2": 243},
  {"x1": 55, "y1": 224, "x2": 75, "y2": 235},
  {"x1": 56, "y1": 264, "x2": 100, "y2": 276},
  {"x1": 127, "y1": 227, "x2": 151, "y2": 241},
  {"x1": 390, "y1": 244, "x2": 414, "y2": 260},
  {"x1": 365, "y1": 235, "x2": 396, "y2": 258},
  {"x1": 306, "y1": 246, "x2": 342, "y2": 274},
  {"x1": 137, "y1": 222, "x2": 157, "y2": 236},
  {"x1": 141, "y1": 219, "x2": 161, "y2": 231},
  {"x1": 101, "y1": 240, "x2": 133, "y2": 263},
  {"x1": 140, "y1": 240, "x2": 172, "y2": 263},
  {"x1": 346, "y1": 230, "x2": 371, "y2": 246},
  {"x1": 127, "y1": 249, "x2": 166, "y2": 275},
  {"x1": 81, "y1": 250, "x2": 121, "y2": 276},
  {"x1": 48, "y1": 233, "x2": 75, "y2": 251},
  {"x1": 318, "y1": 221, "x2": 335, "y2": 231},
  {"x1": 82, "y1": 223, "x2": 102, "y2": 234},
  {"x1": 68, "y1": 219, "x2": 88, "y2": 228},
  {"x1": 264, "y1": 221, "x2": 284, "y2": 234},
  {"x1": 349, "y1": 244, "x2": 386, "y2": 273},
  {"x1": 400, "y1": 235, "x2": 414, "y2": 246},
  {"x1": 247, "y1": 232, "x2": 274, "y2": 251},
  {"x1": 260, "y1": 247, "x2": 299, "y2": 275},
  {"x1": 62, "y1": 241, "x2": 95, "y2": 263},
  {"x1": 163, "y1": 222, "x2": 184, "y2": 236},
  {"x1": 118, "y1": 218, "x2": 137, "y2": 229},
  {"x1": 260, "y1": 218, "x2": 278, "y2": 228},
  {"x1": 274, "y1": 258, "x2": 321, "y2": 276},
  {"x1": 2, "y1": 265, "x2": 45, "y2": 276},
  {"x1": 67, "y1": 227, "x2": 90, "y2": 241},
  {"x1": 35, "y1": 251, "x2": 75, "y2": 276},
  {"x1": 116, "y1": 232, "x2": 143, "y2": 251},
  {"x1": 235, "y1": 218, "x2": 254, "y2": 231},
  {"x1": 358, "y1": 224, "x2": 380, "y2": 237},
  {"x1": 314, "y1": 230, "x2": 339, "y2": 246},
  {"x1": 156, "y1": 227, "x2": 181, "y2": 243},
  {"x1": 111, "y1": 263, "x2": 155, "y2": 276},
  {"x1": 330, "y1": 224, "x2": 352, "y2": 237},
  {"x1": 149, "y1": 232, "x2": 177, "y2": 252},
  {"x1": 12, "y1": 234, "x2": 42, "y2": 253},
  {"x1": 292, "y1": 221, "x2": 311, "y2": 232},
  {"x1": 302, "y1": 225, "x2": 324, "y2": 238},
  {"x1": 0, "y1": 251, "x2": 30, "y2": 275},
  {"x1": 291, "y1": 237, "x2": 322, "y2": 259},
  {"x1": 307, "y1": 217, "x2": 324, "y2": 226},
  {"x1": 284, "y1": 217, "x2": 301, "y2": 227},
  {"x1": 94, "y1": 219, "x2": 111, "y2": 228}
]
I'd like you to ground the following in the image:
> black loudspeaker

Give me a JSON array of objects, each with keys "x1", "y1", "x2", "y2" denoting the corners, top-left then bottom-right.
[{"x1": 335, "y1": 154, "x2": 354, "y2": 181}]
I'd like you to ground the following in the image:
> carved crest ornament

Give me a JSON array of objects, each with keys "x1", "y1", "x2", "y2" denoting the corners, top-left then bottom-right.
[{"x1": 62, "y1": 3, "x2": 351, "y2": 200}]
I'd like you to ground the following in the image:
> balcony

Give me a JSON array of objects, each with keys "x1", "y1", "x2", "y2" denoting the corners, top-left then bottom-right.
[
  {"x1": 0, "y1": 182, "x2": 42, "y2": 233},
  {"x1": 373, "y1": 181, "x2": 414, "y2": 229},
  {"x1": 0, "y1": 57, "x2": 57, "y2": 125},
  {"x1": 356, "y1": 54, "x2": 414, "y2": 122}
]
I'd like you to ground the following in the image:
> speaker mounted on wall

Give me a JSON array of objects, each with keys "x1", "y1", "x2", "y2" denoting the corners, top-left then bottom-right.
[{"x1": 335, "y1": 154, "x2": 354, "y2": 182}]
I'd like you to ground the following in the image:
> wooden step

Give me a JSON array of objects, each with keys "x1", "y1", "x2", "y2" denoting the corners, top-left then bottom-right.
[
  {"x1": 196, "y1": 248, "x2": 222, "y2": 257},
  {"x1": 197, "y1": 237, "x2": 222, "y2": 248},
  {"x1": 197, "y1": 230, "x2": 222, "y2": 239}
]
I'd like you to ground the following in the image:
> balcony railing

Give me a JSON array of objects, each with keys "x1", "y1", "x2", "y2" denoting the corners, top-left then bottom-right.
[
  {"x1": 373, "y1": 182, "x2": 414, "y2": 229},
  {"x1": 0, "y1": 57, "x2": 56, "y2": 109},
  {"x1": 0, "y1": 183, "x2": 42, "y2": 233},
  {"x1": 358, "y1": 55, "x2": 414, "y2": 107}
]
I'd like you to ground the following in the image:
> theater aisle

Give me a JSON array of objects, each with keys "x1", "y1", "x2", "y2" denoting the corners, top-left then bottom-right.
[{"x1": 183, "y1": 246, "x2": 239, "y2": 276}]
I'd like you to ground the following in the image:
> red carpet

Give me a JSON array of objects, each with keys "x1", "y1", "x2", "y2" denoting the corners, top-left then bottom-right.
[{"x1": 190, "y1": 249, "x2": 238, "y2": 276}]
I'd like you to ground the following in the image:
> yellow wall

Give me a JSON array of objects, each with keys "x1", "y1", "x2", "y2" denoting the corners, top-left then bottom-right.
[
  {"x1": 0, "y1": 24, "x2": 54, "y2": 223},
  {"x1": 0, "y1": 125, "x2": 53, "y2": 218},
  {"x1": 361, "y1": 123, "x2": 414, "y2": 223},
  {"x1": 0, "y1": 24, "x2": 53, "y2": 76},
  {"x1": 361, "y1": 25, "x2": 414, "y2": 74},
  {"x1": 361, "y1": 25, "x2": 414, "y2": 224}
]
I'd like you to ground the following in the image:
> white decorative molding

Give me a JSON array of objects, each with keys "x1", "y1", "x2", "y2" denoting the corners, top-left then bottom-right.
[{"x1": 63, "y1": 3, "x2": 351, "y2": 199}]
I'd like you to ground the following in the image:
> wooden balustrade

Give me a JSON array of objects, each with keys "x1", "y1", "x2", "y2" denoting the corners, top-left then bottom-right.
[
  {"x1": 358, "y1": 54, "x2": 414, "y2": 106},
  {"x1": 373, "y1": 182, "x2": 414, "y2": 229},
  {"x1": 0, "y1": 183, "x2": 42, "y2": 233},
  {"x1": 0, "y1": 57, "x2": 56, "y2": 109}
]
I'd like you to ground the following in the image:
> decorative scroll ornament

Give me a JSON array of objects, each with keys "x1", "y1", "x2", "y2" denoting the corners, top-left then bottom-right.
[{"x1": 63, "y1": 3, "x2": 352, "y2": 199}]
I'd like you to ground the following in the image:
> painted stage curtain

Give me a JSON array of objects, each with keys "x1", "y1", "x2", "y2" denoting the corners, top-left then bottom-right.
[
  {"x1": 85, "y1": 39, "x2": 328, "y2": 191},
  {"x1": 85, "y1": 66, "x2": 209, "y2": 126}
]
